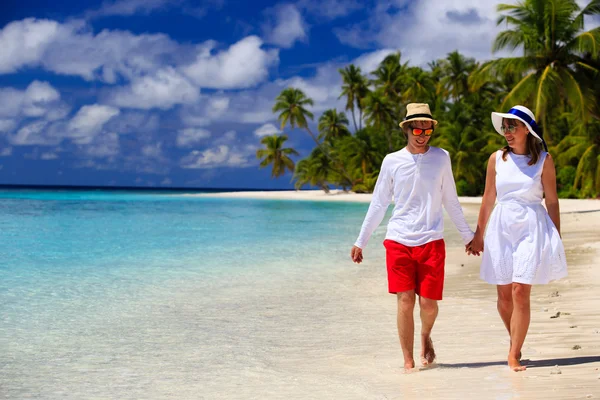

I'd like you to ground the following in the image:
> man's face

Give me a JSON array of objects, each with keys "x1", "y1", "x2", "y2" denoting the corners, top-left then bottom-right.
[{"x1": 406, "y1": 120, "x2": 434, "y2": 149}]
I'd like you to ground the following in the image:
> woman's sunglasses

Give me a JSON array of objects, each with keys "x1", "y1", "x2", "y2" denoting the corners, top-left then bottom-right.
[
  {"x1": 411, "y1": 128, "x2": 434, "y2": 136},
  {"x1": 501, "y1": 125, "x2": 517, "y2": 133}
]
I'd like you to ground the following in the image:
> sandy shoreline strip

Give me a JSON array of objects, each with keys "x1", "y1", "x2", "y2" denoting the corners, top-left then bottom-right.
[{"x1": 192, "y1": 189, "x2": 600, "y2": 213}]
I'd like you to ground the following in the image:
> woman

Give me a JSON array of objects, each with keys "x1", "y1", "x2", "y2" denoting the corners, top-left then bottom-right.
[{"x1": 468, "y1": 105, "x2": 567, "y2": 372}]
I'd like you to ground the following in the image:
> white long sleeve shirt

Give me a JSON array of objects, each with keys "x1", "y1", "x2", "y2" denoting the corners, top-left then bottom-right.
[{"x1": 354, "y1": 146, "x2": 474, "y2": 249}]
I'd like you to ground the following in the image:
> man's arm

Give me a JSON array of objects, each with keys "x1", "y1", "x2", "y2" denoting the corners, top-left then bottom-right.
[
  {"x1": 354, "y1": 157, "x2": 394, "y2": 250},
  {"x1": 441, "y1": 154, "x2": 474, "y2": 245}
]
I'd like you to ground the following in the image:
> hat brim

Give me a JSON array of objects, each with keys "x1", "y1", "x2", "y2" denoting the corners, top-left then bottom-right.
[
  {"x1": 491, "y1": 112, "x2": 542, "y2": 142},
  {"x1": 399, "y1": 118, "x2": 438, "y2": 128}
]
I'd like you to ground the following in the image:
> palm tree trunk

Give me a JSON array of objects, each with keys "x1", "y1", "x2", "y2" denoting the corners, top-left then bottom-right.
[
  {"x1": 351, "y1": 107, "x2": 358, "y2": 132},
  {"x1": 362, "y1": 159, "x2": 367, "y2": 182},
  {"x1": 358, "y1": 106, "x2": 363, "y2": 131}
]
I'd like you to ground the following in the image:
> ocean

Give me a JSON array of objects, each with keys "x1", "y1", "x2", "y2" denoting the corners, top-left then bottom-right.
[{"x1": 0, "y1": 188, "x2": 393, "y2": 399}]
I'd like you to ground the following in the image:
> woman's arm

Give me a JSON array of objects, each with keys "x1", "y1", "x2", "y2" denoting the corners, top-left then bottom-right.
[
  {"x1": 542, "y1": 154, "x2": 560, "y2": 236},
  {"x1": 470, "y1": 152, "x2": 498, "y2": 254}
]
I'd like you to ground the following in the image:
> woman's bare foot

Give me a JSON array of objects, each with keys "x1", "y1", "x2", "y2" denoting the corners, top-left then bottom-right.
[
  {"x1": 508, "y1": 356, "x2": 526, "y2": 372},
  {"x1": 421, "y1": 336, "x2": 436, "y2": 366}
]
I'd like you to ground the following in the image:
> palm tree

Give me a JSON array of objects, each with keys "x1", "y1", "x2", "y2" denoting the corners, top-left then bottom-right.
[
  {"x1": 273, "y1": 88, "x2": 316, "y2": 142},
  {"x1": 338, "y1": 128, "x2": 384, "y2": 191},
  {"x1": 371, "y1": 52, "x2": 406, "y2": 102},
  {"x1": 470, "y1": 0, "x2": 600, "y2": 144},
  {"x1": 256, "y1": 134, "x2": 299, "y2": 178},
  {"x1": 553, "y1": 118, "x2": 600, "y2": 197},
  {"x1": 339, "y1": 65, "x2": 368, "y2": 131},
  {"x1": 292, "y1": 147, "x2": 334, "y2": 192},
  {"x1": 439, "y1": 51, "x2": 477, "y2": 101},
  {"x1": 318, "y1": 109, "x2": 351, "y2": 143},
  {"x1": 273, "y1": 87, "x2": 354, "y2": 185},
  {"x1": 431, "y1": 122, "x2": 493, "y2": 194},
  {"x1": 363, "y1": 88, "x2": 397, "y2": 151},
  {"x1": 402, "y1": 66, "x2": 436, "y2": 106}
]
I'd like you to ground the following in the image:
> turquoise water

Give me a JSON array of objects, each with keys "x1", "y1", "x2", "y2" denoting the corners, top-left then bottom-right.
[{"x1": 0, "y1": 189, "x2": 385, "y2": 399}]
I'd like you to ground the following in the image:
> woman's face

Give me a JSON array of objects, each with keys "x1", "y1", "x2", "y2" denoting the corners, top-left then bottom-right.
[{"x1": 502, "y1": 118, "x2": 529, "y2": 148}]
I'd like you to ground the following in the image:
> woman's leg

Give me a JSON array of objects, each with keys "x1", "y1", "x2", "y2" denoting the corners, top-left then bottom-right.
[
  {"x1": 497, "y1": 284, "x2": 513, "y2": 334},
  {"x1": 508, "y1": 282, "x2": 532, "y2": 371}
]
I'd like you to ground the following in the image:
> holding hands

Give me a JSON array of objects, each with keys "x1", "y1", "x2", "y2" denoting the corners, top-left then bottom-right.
[{"x1": 466, "y1": 230, "x2": 484, "y2": 256}]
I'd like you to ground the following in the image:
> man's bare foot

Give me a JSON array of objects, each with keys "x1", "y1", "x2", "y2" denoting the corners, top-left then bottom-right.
[
  {"x1": 509, "y1": 341, "x2": 522, "y2": 361},
  {"x1": 421, "y1": 336, "x2": 436, "y2": 366},
  {"x1": 403, "y1": 360, "x2": 416, "y2": 372},
  {"x1": 508, "y1": 357, "x2": 526, "y2": 372}
]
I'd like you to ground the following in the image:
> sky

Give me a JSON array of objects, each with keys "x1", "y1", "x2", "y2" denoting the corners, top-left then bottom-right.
[{"x1": 0, "y1": 0, "x2": 596, "y2": 189}]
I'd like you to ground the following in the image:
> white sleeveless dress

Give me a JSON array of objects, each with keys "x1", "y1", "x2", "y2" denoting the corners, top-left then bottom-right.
[{"x1": 480, "y1": 150, "x2": 568, "y2": 285}]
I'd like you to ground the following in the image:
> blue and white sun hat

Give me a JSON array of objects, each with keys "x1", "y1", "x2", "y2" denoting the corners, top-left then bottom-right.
[{"x1": 491, "y1": 105, "x2": 548, "y2": 151}]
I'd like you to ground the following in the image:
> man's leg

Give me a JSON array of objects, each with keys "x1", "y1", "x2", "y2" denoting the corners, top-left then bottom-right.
[
  {"x1": 509, "y1": 282, "x2": 531, "y2": 372},
  {"x1": 397, "y1": 290, "x2": 416, "y2": 370},
  {"x1": 415, "y1": 239, "x2": 445, "y2": 366},
  {"x1": 419, "y1": 296, "x2": 438, "y2": 365}
]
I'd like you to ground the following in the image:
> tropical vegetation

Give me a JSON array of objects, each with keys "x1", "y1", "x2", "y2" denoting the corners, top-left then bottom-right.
[{"x1": 256, "y1": 0, "x2": 600, "y2": 198}]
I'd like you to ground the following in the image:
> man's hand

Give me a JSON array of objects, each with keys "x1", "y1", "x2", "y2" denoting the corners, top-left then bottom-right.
[{"x1": 351, "y1": 246, "x2": 363, "y2": 264}]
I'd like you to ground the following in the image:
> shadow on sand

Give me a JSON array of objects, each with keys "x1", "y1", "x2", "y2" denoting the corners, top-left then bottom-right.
[{"x1": 437, "y1": 356, "x2": 600, "y2": 369}]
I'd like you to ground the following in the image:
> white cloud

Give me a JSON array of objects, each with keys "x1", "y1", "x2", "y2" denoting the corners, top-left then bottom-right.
[
  {"x1": 334, "y1": 1, "x2": 510, "y2": 65},
  {"x1": 180, "y1": 96, "x2": 230, "y2": 127},
  {"x1": 21, "y1": 81, "x2": 61, "y2": 117},
  {"x1": 299, "y1": 0, "x2": 361, "y2": 20},
  {"x1": 86, "y1": 0, "x2": 224, "y2": 19},
  {"x1": 82, "y1": 132, "x2": 121, "y2": 158},
  {"x1": 353, "y1": 49, "x2": 398, "y2": 74},
  {"x1": 141, "y1": 142, "x2": 163, "y2": 159},
  {"x1": 0, "y1": 81, "x2": 70, "y2": 129},
  {"x1": 104, "y1": 111, "x2": 160, "y2": 134},
  {"x1": 263, "y1": 4, "x2": 308, "y2": 48},
  {"x1": 0, "y1": 18, "x2": 182, "y2": 82},
  {"x1": 182, "y1": 36, "x2": 279, "y2": 89},
  {"x1": 161, "y1": 177, "x2": 172, "y2": 185},
  {"x1": 88, "y1": 0, "x2": 175, "y2": 17},
  {"x1": 177, "y1": 128, "x2": 211, "y2": 147},
  {"x1": 68, "y1": 104, "x2": 120, "y2": 144},
  {"x1": 9, "y1": 120, "x2": 60, "y2": 146},
  {"x1": 0, "y1": 19, "x2": 64, "y2": 74},
  {"x1": 1, "y1": 19, "x2": 279, "y2": 92},
  {"x1": 0, "y1": 147, "x2": 12, "y2": 156},
  {"x1": 106, "y1": 67, "x2": 199, "y2": 110},
  {"x1": 180, "y1": 144, "x2": 256, "y2": 169},
  {"x1": 254, "y1": 123, "x2": 281, "y2": 137},
  {"x1": 41, "y1": 152, "x2": 58, "y2": 160},
  {"x1": 0, "y1": 119, "x2": 16, "y2": 133}
]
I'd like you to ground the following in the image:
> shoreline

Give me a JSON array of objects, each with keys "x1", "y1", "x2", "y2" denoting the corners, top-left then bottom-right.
[{"x1": 190, "y1": 189, "x2": 600, "y2": 213}]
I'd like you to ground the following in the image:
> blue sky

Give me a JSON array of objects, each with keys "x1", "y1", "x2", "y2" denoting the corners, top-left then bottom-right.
[{"x1": 0, "y1": 0, "x2": 594, "y2": 189}]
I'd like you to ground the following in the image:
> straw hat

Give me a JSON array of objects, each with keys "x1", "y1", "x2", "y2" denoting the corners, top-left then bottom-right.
[{"x1": 399, "y1": 103, "x2": 438, "y2": 128}]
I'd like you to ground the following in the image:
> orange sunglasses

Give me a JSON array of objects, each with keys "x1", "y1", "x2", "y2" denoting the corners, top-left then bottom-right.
[{"x1": 411, "y1": 128, "x2": 434, "y2": 136}]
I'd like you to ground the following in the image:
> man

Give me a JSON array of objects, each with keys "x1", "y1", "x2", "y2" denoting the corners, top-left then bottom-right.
[{"x1": 350, "y1": 103, "x2": 474, "y2": 371}]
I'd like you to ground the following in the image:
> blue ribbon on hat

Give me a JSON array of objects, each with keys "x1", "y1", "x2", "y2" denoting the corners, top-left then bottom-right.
[{"x1": 507, "y1": 108, "x2": 548, "y2": 151}]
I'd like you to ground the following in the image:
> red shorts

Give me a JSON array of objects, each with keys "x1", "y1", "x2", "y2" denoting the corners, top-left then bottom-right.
[{"x1": 383, "y1": 239, "x2": 446, "y2": 300}]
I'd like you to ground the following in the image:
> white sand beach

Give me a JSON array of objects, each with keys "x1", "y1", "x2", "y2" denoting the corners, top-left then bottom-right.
[{"x1": 195, "y1": 190, "x2": 600, "y2": 399}]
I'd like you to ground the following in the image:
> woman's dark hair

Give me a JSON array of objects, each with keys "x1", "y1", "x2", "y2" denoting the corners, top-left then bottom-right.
[{"x1": 501, "y1": 120, "x2": 543, "y2": 165}]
